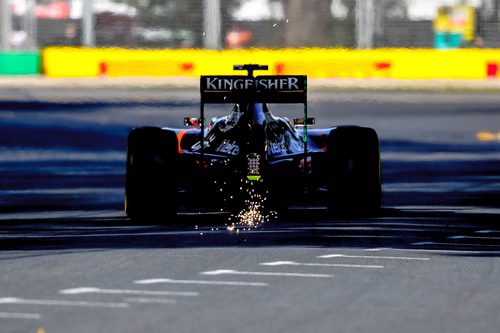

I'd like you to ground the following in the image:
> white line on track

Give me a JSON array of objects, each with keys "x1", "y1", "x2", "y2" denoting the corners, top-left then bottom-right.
[
  {"x1": 0, "y1": 150, "x2": 123, "y2": 162},
  {"x1": 393, "y1": 205, "x2": 500, "y2": 215},
  {"x1": 0, "y1": 312, "x2": 41, "y2": 319},
  {"x1": 0, "y1": 297, "x2": 128, "y2": 308},
  {"x1": 287, "y1": 221, "x2": 453, "y2": 227},
  {"x1": 59, "y1": 287, "x2": 198, "y2": 297},
  {"x1": 260, "y1": 261, "x2": 383, "y2": 269},
  {"x1": 448, "y1": 235, "x2": 500, "y2": 240},
  {"x1": 320, "y1": 235, "x2": 400, "y2": 239},
  {"x1": 0, "y1": 231, "x2": 209, "y2": 239},
  {"x1": 200, "y1": 269, "x2": 333, "y2": 278},
  {"x1": 124, "y1": 298, "x2": 177, "y2": 304},
  {"x1": 411, "y1": 241, "x2": 500, "y2": 247},
  {"x1": 355, "y1": 221, "x2": 474, "y2": 228},
  {"x1": 475, "y1": 230, "x2": 499, "y2": 234},
  {"x1": 3, "y1": 188, "x2": 122, "y2": 195},
  {"x1": 382, "y1": 152, "x2": 500, "y2": 162},
  {"x1": 283, "y1": 226, "x2": 447, "y2": 233},
  {"x1": 134, "y1": 278, "x2": 268, "y2": 287},
  {"x1": 0, "y1": 210, "x2": 123, "y2": 221},
  {"x1": 365, "y1": 247, "x2": 499, "y2": 254},
  {"x1": 317, "y1": 254, "x2": 430, "y2": 261}
]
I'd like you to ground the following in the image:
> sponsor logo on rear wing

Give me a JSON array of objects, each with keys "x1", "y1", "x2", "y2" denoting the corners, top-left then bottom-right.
[{"x1": 200, "y1": 75, "x2": 307, "y2": 103}]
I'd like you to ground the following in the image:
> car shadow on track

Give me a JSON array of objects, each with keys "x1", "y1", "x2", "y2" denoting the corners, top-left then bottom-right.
[{"x1": 1, "y1": 207, "x2": 500, "y2": 256}]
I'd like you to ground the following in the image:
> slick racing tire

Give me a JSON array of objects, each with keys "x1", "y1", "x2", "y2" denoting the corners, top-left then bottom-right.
[
  {"x1": 125, "y1": 127, "x2": 178, "y2": 222},
  {"x1": 326, "y1": 126, "x2": 381, "y2": 215}
]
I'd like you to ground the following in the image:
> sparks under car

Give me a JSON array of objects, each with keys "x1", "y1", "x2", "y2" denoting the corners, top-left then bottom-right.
[{"x1": 125, "y1": 65, "x2": 381, "y2": 225}]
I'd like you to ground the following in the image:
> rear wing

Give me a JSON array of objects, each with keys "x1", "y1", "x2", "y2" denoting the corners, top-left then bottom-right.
[
  {"x1": 200, "y1": 75, "x2": 307, "y2": 104},
  {"x1": 198, "y1": 67, "x2": 308, "y2": 165}
]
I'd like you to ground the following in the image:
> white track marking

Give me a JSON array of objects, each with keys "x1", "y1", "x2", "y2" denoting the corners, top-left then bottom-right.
[
  {"x1": 383, "y1": 181, "x2": 499, "y2": 193},
  {"x1": 124, "y1": 298, "x2": 177, "y2": 304},
  {"x1": 260, "y1": 261, "x2": 383, "y2": 269},
  {"x1": 383, "y1": 152, "x2": 500, "y2": 162},
  {"x1": 134, "y1": 278, "x2": 268, "y2": 287},
  {"x1": 411, "y1": 242, "x2": 500, "y2": 247},
  {"x1": 393, "y1": 205, "x2": 500, "y2": 215},
  {"x1": 282, "y1": 225, "x2": 481, "y2": 235},
  {"x1": 0, "y1": 312, "x2": 41, "y2": 319},
  {"x1": 200, "y1": 269, "x2": 333, "y2": 278},
  {"x1": 316, "y1": 220, "x2": 478, "y2": 228},
  {"x1": 0, "y1": 231, "x2": 210, "y2": 239},
  {"x1": 366, "y1": 247, "x2": 498, "y2": 254},
  {"x1": 320, "y1": 235, "x2": 400, "y2": 239},
  {"x1": 0, "y1": 210, "x2": 123, "y2": 222},
  {"x1": 317, "y1": 254, "x2": 429, "y2": 261},
  {"x1": 0, "y1": 297, "x2": 128, "y2": 308},
  {"x1": 59, "y1": 287, "x2": 198, "y2": 297},
  {"x1": 448, "y1": 235, "x2": 500, "y2": 240},
  {"x1": 475, "y1": 230, "x2": 499, "y2": 234},
  {"x1": 3, "y1": 188, "x2": 122, "y2": 195},
  {"x1": 286, "y1": 221, "x2": 438, "y2": 226},
  {"x1": 284, "y1": 226, "x2": 448, "y2": 232},
  {"x1": 0, "y1": 149, "x2": 123, "y2": 162}
]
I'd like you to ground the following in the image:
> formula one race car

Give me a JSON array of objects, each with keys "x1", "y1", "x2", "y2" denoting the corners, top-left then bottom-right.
[{"x1": 125, "y1": 65, "x2": 381, "y2": 226}]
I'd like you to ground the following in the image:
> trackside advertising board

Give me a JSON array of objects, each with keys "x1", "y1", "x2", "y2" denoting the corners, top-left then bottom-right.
[{"x1": 200, "y1": 75, "x2": 307, "y2": 103}]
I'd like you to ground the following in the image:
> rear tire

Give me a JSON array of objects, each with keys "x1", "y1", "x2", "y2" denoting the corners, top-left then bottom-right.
[
  {"x1": 327, "y1": 126, "x2": 381, "y2": 215},
  {"x1": 125, "y1": 127, "x2": 178, "y2": 222}
]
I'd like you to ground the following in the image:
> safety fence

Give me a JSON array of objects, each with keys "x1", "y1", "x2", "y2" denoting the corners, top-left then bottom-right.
[
  {"x1": 3, "y1": 47, "x2": 500, "y2": 79},
  {"x1": 40, "y1": 47, "x2": 500, "y2": 80},
  {"x1": 0, "y1": 52, "x2": 40, "y2": 75}
]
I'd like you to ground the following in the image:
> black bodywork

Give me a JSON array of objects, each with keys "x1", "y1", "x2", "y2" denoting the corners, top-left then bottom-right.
[
  {"x1": 175, "y1": 102, "x2": 330, "y2": 211},
  {"x1": 125, "y1": 65, "x2": 381, "y2": 222}
]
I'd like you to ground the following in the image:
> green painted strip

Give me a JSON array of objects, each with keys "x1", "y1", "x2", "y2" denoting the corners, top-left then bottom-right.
[
  {"x1": 0, "y1": 52, "x2": 40, "y2": 75},
  {"x1": 246, "y1": 175, "x2": 261, "y2": 181}
]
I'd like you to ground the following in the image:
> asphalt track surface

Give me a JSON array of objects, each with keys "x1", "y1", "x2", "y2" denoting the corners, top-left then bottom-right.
[{"x1": 1, "y1": 87, "x2": 500, "y2": 333}]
